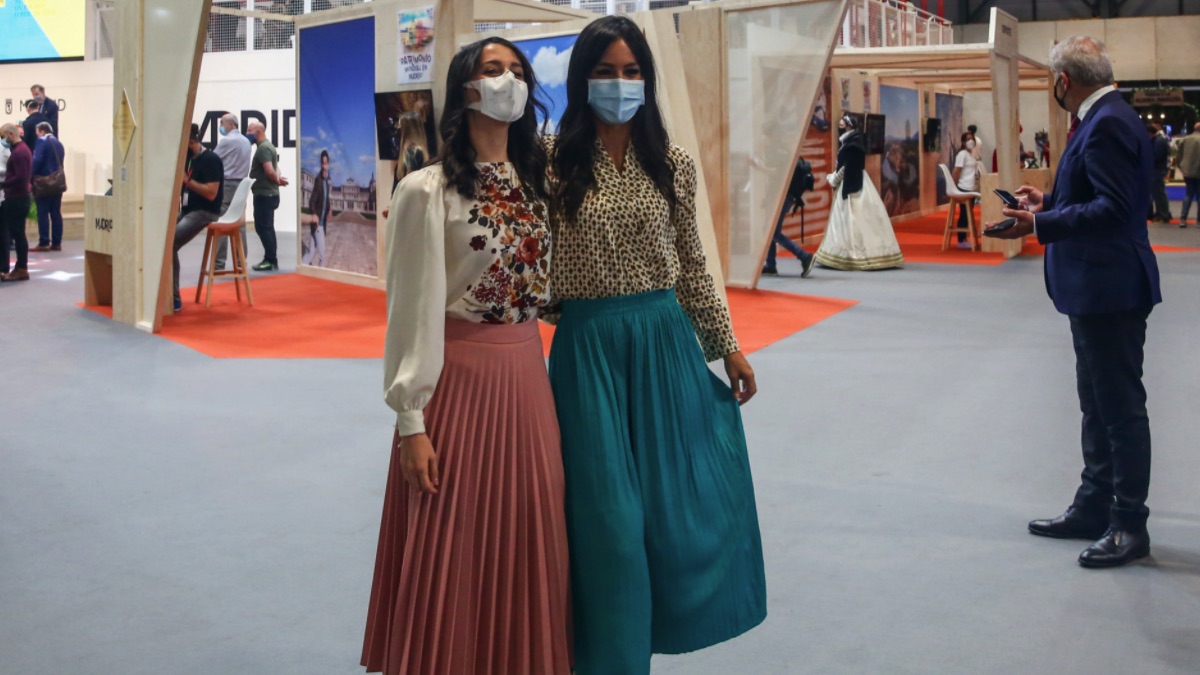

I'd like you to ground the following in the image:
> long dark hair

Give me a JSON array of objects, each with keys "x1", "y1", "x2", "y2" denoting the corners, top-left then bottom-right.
[
  {"x1": 437, "y1": 37, "x2": 549, "y2": 201},
  {"x1": 551, "y1": 16, "x2": 677, "y2": 225}
]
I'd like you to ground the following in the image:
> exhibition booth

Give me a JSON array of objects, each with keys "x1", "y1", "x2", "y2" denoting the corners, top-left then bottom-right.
[{"x1": 79, "y1": 0, "x2": 1063, "y2": 333}]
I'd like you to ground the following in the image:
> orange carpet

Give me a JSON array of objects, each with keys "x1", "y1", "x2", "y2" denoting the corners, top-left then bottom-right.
[
  {"x1": 890, "y1": 209, "x2": 1008, "y2": 265},
  {"x1": 82, "y1": 274, "x2": 857, "y2": 359}
]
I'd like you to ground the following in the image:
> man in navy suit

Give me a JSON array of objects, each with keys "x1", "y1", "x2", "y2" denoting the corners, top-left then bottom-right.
[{"x1": 987, "y1": 36, "x2": 1162, "y2": 569}]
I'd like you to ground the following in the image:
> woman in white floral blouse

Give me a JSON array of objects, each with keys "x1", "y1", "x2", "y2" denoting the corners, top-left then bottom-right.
[
  {"x1": 362, "y1": 37, "x2": 571, "y2": 675},
  {"x1": 544, "y1": 15, "x2": 767, "y2": 675}
]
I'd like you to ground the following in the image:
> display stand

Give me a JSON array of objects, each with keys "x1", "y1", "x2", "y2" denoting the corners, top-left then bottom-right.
[
  {"x1": 83, "y1": 194, "x2": 115, "y2": 306},
  {"x1": 94, "y1": 0, "x2": 591, "y2": 332}
]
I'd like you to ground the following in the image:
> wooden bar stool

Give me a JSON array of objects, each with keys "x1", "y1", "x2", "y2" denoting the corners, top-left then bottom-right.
[
  {"x1": 939, "y1": 164, "x2": 981, "y2": 251},
  {"x1": 195, "y1": 177, "x2": 254, "y2": 307}
]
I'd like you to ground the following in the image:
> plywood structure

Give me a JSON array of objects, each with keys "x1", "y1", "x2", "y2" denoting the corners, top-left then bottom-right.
[
  {"x1": 94, "y1": 0, "x2": 593, "y2": 331},
  {"x1": 107, "y1": 0, "x2": 213, "y2": 331},
  {"x1": 675, "y1": 0, "x2": 850, "y2": 289},
  {"x1": 825, "y1": 8, "x2": 1062, "y2": 259}
]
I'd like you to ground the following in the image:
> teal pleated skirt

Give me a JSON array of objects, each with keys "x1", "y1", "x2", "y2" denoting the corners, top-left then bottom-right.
[{"x1": 548, "y1": 289, "x2": 767, "y2": 675}]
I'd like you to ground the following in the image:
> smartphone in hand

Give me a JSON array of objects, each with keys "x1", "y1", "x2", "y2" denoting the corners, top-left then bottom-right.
[
  {"x1": 993, "y1": 189, "x2": 1021, "y2": 209},
  {"x1": 984, "y1": 217, "x2": 1017, "y2": 235}
]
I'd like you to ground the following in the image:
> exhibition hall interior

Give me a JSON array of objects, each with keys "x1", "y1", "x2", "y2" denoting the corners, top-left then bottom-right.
[{"x1": 3, "y1": 0, "x2": 1200, "y2": 673}]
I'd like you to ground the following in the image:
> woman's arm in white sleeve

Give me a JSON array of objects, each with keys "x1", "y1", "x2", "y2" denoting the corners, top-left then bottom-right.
[{"x1": 383, "y1": 168, "x2": 447, "y2": 436}]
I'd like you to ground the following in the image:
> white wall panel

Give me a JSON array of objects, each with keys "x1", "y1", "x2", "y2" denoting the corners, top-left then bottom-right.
[{"x1": 1104, "y1": 17, "x2": 1156, "y2": 82}]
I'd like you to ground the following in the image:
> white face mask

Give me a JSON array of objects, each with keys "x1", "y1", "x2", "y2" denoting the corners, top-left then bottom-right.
[
  {"x1": 465, "y1": 70, "x2": 528, "y2": 124},
  {"x1": 966, "y1": 139, "x2": 976, "y2": 149}
]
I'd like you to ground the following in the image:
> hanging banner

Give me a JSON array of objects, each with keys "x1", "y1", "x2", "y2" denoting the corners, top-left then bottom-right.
[{"x1": 398, "y1": 7, "x2": 435, "y2": 85}]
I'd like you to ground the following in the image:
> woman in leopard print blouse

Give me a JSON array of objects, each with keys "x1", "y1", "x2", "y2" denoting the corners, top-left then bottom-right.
[{"x1": 544, "y1": 16, "x2": 767, "y2": 675}]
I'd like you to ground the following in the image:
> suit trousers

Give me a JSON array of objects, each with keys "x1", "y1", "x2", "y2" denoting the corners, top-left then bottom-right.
[
  {"x1": 1151, "y1": 170, "x2": 1171, "y2": 220},
  {"x1": 1181, "y1": 177, "x2": 1200, "y2": 222},
  {"x1": 253, "y1": 194, "x2": 280, "y2": 265},
  {"x1": 1068, "y1": 307, "x2": 1153, "y2": 532},
  {"x1": 1, "y1": 195, "x2": 31, "y2": 272}
]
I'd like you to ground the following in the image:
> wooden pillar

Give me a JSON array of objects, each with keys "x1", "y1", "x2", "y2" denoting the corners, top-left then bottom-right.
[{"x1": 984, "y1": 7, "x2": 1022, "y2": 257}]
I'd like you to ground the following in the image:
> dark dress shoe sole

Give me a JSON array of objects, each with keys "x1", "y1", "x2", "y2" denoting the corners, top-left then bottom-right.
[
  {"x1": 1028, "y1": 523, "x2": 1108, "y2": 541},
  {"x1": 1078, "y1": 546, "x2": 1150, "y2": 569}
]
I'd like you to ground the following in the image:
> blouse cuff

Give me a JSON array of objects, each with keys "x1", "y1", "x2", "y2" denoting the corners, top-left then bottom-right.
[
  {"x1": 395, "y1": 410, "x2": 426, "y2": 437},
  {"x1": 701, "y1": 333, "x2": 740, "y2": 363}
]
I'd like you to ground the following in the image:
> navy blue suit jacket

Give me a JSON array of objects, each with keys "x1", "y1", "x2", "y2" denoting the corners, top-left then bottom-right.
[{"x1": 1037, "y1": 91, "x2": 1162, "y2": 316}]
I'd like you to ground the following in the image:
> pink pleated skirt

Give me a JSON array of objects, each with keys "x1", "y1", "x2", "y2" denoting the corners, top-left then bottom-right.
[{"x1": 361, "y1": 319, "x2": 572, "y2": 675}]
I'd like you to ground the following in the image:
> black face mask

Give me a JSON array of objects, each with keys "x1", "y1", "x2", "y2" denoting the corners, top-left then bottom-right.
[{"x1": 1053, "y1": 75, "x2": 1069, "y2": 112}]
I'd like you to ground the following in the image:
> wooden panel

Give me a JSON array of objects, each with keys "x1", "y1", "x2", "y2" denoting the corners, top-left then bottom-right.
[
  {"x1": 84, "y1": 195, "x2": 114, "y2": 256},
  {"x1": 85, "y1": 253, "x2": 114, "y2": 306},
  {"x1": 1153, "y1": 16, "x2": 1200, "y2": 81},
  {"x1": 1055, "y1": 19, "x2": 1105, "y2": 44},
  {"x1": 296, "y1": 263, "x2": 386, "y2": 290},
  {"x1": 140, "y1": 0, "x2": 213, "y2": 331},
  {"x1": 474, "y1": 0, "x2": 592, "y2": 23},
  {"x1": 986, "y1": 49, "x2": 1021, "y2": 257},
  {"x1": 639, "y1": 9, "x2": 727, "y2": 297},
  {"x1": 1104, "y1": 17, "x2": 1155, "y2": 82},
  {"x1": 677, "y1": 7, "x2": 728, "y2": 276},
  {"x1": 111, "y1": 0, "x2": 141, "y2": 327}
]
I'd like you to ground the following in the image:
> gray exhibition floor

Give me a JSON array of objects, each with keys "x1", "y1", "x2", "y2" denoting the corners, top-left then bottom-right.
[{"x1": 2, "y1": 226, "x2": 1199, "y2": 674}]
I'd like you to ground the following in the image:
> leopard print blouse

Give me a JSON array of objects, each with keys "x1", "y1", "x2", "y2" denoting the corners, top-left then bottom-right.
[{"x1": 546, "y1": 137, "x2": 739, "y2": 361}]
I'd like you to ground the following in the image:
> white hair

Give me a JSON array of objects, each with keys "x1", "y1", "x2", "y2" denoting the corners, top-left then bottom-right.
[
  {"x1": 1049, "y1": 36, "x2": 1115, "y2": 87},
  {"x1": 220, "y1": 113, "x2": 238, "y2": 127}
]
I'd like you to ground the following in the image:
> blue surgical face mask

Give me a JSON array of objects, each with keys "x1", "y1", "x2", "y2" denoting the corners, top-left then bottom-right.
[
  {"x1": 219, "y1": 126, "x2": 229, "y2": 136},
  {"x1": 0, "y1": 138, "x2": 9, "y2": 149},
  {"x1": 587, "y1": 79, "x2": 645, "y2": 126},
  {"x1": 245, "y1": 133, "x2": 257, "y2": 145}
]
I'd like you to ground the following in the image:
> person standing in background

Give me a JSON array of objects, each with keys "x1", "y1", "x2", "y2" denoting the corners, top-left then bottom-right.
[
  {"x1": 761, "y1": 157, "x2": 816, "y2": 278},
  {"x1": 1175, "y1": 123, "x2": 1200, "y2": 228},
  {"x1": 1148, "y1": 122, "x2": 1173, "y2": 224},
  {"x1": 213, "y1": 113, "x2": 253, "y2": 269},
  {"x1": 987, "y1": 35, "x2": 1161, "y2": 569},
  {"x1": 247, "y1": 120, "x2": 287, "y2": 272},
  {"x1": 21, "y1": 100, "x2": 50, "y2": 154},
  {"x1": 304, "y1": 150, "x2": 330, "y2": 267},
  {"x1": 0, "y1": 124, "x2": 33, "y2": 282},
  {"x1": 31, "y1": 85, "x2": 59, "y2": 136},
  {"x1": 952, "y1": 131, "x2": 980, "y2": 249},
  {"x1": 30, "y1": 123, "x2": 65, "y2": 252},
  {"x1": 968, "y1": 123, "x2": 984, "y2": 166}
]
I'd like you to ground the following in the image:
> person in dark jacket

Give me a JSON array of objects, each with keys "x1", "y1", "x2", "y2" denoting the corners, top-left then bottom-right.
[
  {"x1": 303, "y1": 150, "x2": 331, "y2": 266},
  {"x1": 22, "y1": 100, "x2": 50, "y2": 154},
  {"x1": 31, "y1": 85, "x2": 59, "y2": 136},
  {"x1": 31, "y1": 123, "x2": 66, "y2": 251},
  {"x1": 987, "y1": 36, "x2": 1161, "y2": 569},
  {"x1": 1148, "y1": 123, "x2": 1172, "y2": 223},
  {"x1": 0, "y1": 123, "x2": 33, "y2": 282},
  {"x1": 761, "y1": 158, "x2": 816, "y2": 278}
]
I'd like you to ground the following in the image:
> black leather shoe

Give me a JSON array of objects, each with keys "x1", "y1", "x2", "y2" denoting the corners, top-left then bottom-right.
[
  {"x1": 1078, "y1": 529, "x2": 1150, "y2": 569},
  {"x1": 1028, "y1": 507, "x2": 1108, "y2": 540}
]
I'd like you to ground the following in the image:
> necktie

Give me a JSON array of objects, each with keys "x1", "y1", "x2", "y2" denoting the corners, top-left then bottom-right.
[{"x1": 1066, "y1": 116, "x2": 1080, "y2": 144}]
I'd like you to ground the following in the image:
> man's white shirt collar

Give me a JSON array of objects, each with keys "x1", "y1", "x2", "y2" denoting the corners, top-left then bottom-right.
[{"x1": 1078, "y1": 85, "x2": 1116, "y2": 123}]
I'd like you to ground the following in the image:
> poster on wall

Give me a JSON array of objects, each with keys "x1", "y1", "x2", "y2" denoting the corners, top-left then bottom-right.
[
  {"x1": 513, "y1": 33, "x2": 578, "y2": 133},
  {"x1": 299, "y1": 17, "x2": 379, "y2": 277},
  {"x1": 374, "y1": 91, "x2": 437, "y2": 196},
  {"x1": 398, "y1": 7, "x2": 435, "y2": 85},
  {"x1": 839, "y1": 77, "x2": 851, "y2": 113},
  {"x1": 878, "y1": 85, "x2": 920, "y2": 217},
  {"x1": 863, "y1": 82, "x2": 872, "y2": 113},
  {"x1": 935, "y1": 92, "x2": 964, "y2": 205}
]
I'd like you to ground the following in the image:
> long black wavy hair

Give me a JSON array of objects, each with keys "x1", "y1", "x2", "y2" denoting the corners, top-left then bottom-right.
[
  {"x1": 550, "y1": 16, "x2": 677, "y2": 225},
  {"x1": 437, "y1": 37, "x2": 550, "y2": 201}
]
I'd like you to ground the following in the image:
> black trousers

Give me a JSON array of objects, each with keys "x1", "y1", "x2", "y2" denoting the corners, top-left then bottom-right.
[
  {"x1": 1068, "y1": 307, "x2": 1153, "y2": 532},
  {"x1": 1, "y1": 195, "x2": 31, "y2": 273},
  {"x1": 253, "y1": 194, "x2": 280, "y2": 264},
  {"x1": 1151, "y1": 170, "x2": 1171, "y2": 220}
]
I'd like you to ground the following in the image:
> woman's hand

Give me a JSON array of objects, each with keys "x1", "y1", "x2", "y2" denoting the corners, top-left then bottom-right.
[
  {"x1": 399, "y1": 433, "x2": 439, "y2": 494},
  {"x1": 723, "y1": 351, "x2": 758, "y2": 405}
]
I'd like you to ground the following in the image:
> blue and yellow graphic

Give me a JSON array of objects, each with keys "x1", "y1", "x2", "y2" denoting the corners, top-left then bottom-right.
[{"x1": 0, "y1": 0, "x2": 87, "y2": 63}]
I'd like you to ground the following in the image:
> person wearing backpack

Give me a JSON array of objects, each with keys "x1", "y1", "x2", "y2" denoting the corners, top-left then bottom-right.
[{"x1": 762, "y1": 157, "x2": 816, "y2": 277}]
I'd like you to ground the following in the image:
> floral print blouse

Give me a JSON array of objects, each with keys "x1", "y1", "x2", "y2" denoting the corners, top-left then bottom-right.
[
  {"x1": 384, "y1": 163, "x2": 551, "y2": 435},
  {"x1": 546, "y1": 137, "x2": 739, "y2": 362}
]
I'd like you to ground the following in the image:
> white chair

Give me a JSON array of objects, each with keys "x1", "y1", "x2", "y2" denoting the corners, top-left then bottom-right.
[
  {"x1": 939, "y1": 164, "x2": 982, "y2": 252},
  {"x1": 195, "y1": 177, "x2": 254, "y2": 307}
]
